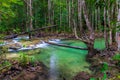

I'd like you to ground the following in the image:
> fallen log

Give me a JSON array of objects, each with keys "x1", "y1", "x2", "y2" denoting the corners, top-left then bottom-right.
[
  {"x1": 4, "y1": 25, "x2": 57, "y2": 40},
  {"x1": 45, "y1": 42, "x2": 88, "y2": 50}
]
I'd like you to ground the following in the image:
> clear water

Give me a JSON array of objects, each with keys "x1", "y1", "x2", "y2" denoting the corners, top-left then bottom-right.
[
  {"x1": 7, "y1": 37, "x2": 105, "y2": 80},
  {"x1": 34, "y1": 40, "x2": 90, "y2": 80},
  {"x1": 32, "y1": 39, "x2": 106, "y2": 80}
]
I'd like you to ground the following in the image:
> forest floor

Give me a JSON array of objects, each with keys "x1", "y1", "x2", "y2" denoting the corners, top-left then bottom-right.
[{"x1": 0, "y1": 61, "x2": 49, "y2": 80}]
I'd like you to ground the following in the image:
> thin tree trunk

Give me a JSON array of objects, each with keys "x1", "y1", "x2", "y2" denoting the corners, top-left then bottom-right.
[
  {"x1": 104, "y1": 3, "x2": 109, "y2": 49},
  {"x1": 78, "y1": 0, "x2": 83, "y2": 35},
  {"x1": 107, "y1": 2, "x2": 112, "y2": 45},
  {"x1": 60, "y1": 1, "x2": 62, "y2": 28},
  {"x1": 72, "y1": 0, "x2": 79, "y2": 39},
  {"x1": 48, "y1": 0, "x2": 51, "y2": 25},
  {"x1": 29, "y1": 0, "x2": 33, "y2": 39},
  {"x1": 116, "y1": 0, "x2": 120, "y2": 51},
  {"x1": 68, "y1": 0, "x2": 71, "y2": 28},
  {"x1": 82, "y1": 0, "x2": 95, "y2": 41}
]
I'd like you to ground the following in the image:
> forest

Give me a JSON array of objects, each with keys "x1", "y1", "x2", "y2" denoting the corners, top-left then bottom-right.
[{"x1": 0, "y1": 0, "x2": 120, "y2": 80}]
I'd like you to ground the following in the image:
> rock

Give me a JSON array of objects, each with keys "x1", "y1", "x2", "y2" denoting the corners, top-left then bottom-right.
[
  {"x1": 73, "y1": 72, "x2": 91, "y2": 80},
  {"x1": 7, "y1": 43, "x2": 22, "y2": 50}
]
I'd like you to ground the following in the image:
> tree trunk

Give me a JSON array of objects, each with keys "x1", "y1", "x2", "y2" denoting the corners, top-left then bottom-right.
[
  {"x1": 104, "y1": 4, "x2": 109, "y2": 49},
  {"x1": 68, "y1": 0, "x2": 71, "y2": 28},
  {"x1": 82, "y1": 0, "x2": 96, "y2": 57},
  {"x1": 29, "y1": 0, "x2": 33, "y2": 39},
  {"x1": 48, "y1": 0, "x2": 51, "y2": 24},
  {"x1": 82, "y1": 0, "x2": 95, "y2": 42},
  {"x1": 78, "y1": 0, "x2": 83, "y2": 35},
  {"x1": 60, "y1": 1, "x2": 62, "y2": 28},
  {"x1": 71, "y1": 0, "x2": 79, "y2": 39},
  {"x1": 116, "y1": 1, "x2": 120, "y2": 51}
]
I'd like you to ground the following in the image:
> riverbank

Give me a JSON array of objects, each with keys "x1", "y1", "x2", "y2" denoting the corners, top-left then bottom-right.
[
  {"x1": 0, "y1": 33, "x2": 120, "y2": 80},
  {"x1": 73, "y1": 45, "x2": 120, "y2": 80},
  {"x1": 0, "y1": 60, "x2": 49, "y2": 80}
]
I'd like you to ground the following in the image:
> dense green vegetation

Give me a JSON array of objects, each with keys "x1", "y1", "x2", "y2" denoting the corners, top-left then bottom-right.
[
  {"x1": 0, "y1": 0, "x2": 119, "y2": 35},
  {"x1": 0, "y1": 0, "x2": 120, "y2": 80}
]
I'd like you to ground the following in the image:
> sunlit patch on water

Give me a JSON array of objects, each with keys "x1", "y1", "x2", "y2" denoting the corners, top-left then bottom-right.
[
  {"x1": 34, "y1": 40, "x2": 90, "y2": 80},
  {"x1": 49, "y1": 54, "x2": 59, "y2": 80}
]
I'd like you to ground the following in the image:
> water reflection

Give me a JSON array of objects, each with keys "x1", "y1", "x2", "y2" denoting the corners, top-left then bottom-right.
[{"x1": 49, "y1": 54, "x2": 59, "y2": 80}]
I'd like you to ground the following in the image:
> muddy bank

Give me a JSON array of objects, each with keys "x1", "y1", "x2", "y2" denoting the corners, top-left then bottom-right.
[{"x1": 0, "y1": 61, "x2": 49, "y2": 80}]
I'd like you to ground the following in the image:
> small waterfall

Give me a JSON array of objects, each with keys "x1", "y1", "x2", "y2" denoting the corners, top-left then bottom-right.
[
  {"x1": 6, "y1": 36, "x2": 48, "y2": 52},
  {"x1": 49, "y1": 54, "x2": 58, "y2": 80},
  {"x1": 49, "y1": 39, "x2": 61, "y2": 43}
]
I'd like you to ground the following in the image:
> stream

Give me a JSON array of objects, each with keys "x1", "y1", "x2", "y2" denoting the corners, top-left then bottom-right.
[{"x1": 1, "y1": 36, "x2": 105, "y2": 80}]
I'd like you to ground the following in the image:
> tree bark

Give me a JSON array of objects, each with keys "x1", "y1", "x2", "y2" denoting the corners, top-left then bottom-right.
[
  {"x1": 48, "y1": 0, "x2": 51, "y2": 24},
  {"x1": 29, "y1": 0, "x2": 33, "y2": 39},
  {"x1": 78, "y1": 0, "x2": 83, "y2": 34},
  {"x1": 82, "y1": 0, "x2": 95, "y2": 42},
  {"x1": 116, "y1": 1, "x2": 120, "y2": 51},
  {"x1": 82, "y1": 0, "x2": 96, "y2": 57},
  {"x1": 71, "y1": 0, "x2": 79, "y2": 39},
  {"x1": 68, "y1": 0, "x2": 71, "y2": 28},
  {"x1": 104, "y1": 4, "x2": 109, "y2": 49}
]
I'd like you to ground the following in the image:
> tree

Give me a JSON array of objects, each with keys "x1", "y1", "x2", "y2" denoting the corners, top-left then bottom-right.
[{"x1": 24, "y1": 0, "x2": 33, "y2": 39}]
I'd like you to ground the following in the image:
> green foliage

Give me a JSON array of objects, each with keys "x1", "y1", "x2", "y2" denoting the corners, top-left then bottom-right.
[
  {"x1": 13, "y1": 28, "x2": 21, "y2": 34},
  {"x1": 0, "y1": 60, "x2": 12, "y2": 73},
  {"x1": 0, "y1": 0, "x2": 24, "y2": 33},
  {"x1": 101, "y1": 62, "x2": 108, "y2": 80},
  {"x1": 0, "y1": 34, "x2": 5, "y2": 39},
  {"x1": 18, "y1": 52, "x2": 36, "y2": 67},
  {"x1": 90, "y1": 78, "x2": 96, "y2": 80},
  {"x1": 90, "y1": 62, "x2": 108, "y2": 80},
  {"x1": 101, "y1": 62, "x2": 108, "y2": 73},
  {"x1": 112, "y1": 53, "x2": 120, "y2": 61},
  {"x1": 112, "y1": 53, "x2": 120, "y2": 66},
  {"x1": 30, "y1": 56, "x2": 36, "y2": 66},
  {"x1": 102, "y1": 72, "x2": 107, "y2": 80},
  {"x1": 1, "y1": 61, "x2": 11, "y2": 67},
  {"x1": 19, "y1": 52, "x2": 29, "y2": 67},
  {"x1": 0, "y1": 41, "x2": 4, "y2": 45}
]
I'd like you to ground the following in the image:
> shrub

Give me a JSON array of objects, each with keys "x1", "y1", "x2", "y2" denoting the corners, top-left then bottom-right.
[
  {"x1": 19, "y1": 52, "x2": 29, "y2": 67},
  {"x1": 30, "y1": 56, "x2": 36, "y2": 66},
  {"x1": 112, "y1": 53, "x2": 120, "y2": 66},
  {"x1": 18, "y1": 52, "x2": 36, "y2": 67},
  {"x1": 112, "y1": 54, "x2": 120, "y2": 61},
  {"x1": 90, "y1": 62, "x2": 108, "y2": 80}
]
